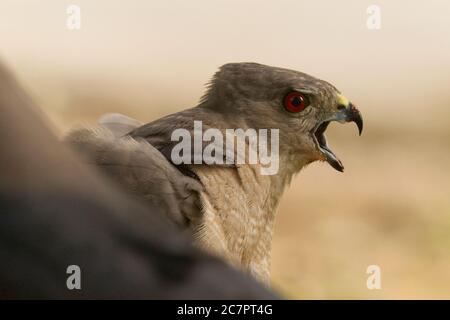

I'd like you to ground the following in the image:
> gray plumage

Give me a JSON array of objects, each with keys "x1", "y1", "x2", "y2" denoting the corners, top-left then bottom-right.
[
  {"x1": 66, "y1": 126, "x2": 203, "y2": 228},
  {"x1": 67, "y1": 62, "x2": 363, "y2": 283}
]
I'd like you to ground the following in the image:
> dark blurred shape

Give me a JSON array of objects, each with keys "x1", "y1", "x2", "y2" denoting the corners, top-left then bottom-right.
[{"x1": 0, "y1": 62, "x2": 276, "y2": 299}]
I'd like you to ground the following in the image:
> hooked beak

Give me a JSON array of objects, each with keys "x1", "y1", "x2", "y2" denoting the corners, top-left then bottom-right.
[
  {"x1": 345, "y1": 103, "x2": 363, "y2": 136},
  {"x1": 312, "y1": 98, "x2": 363, "y2": 172}
]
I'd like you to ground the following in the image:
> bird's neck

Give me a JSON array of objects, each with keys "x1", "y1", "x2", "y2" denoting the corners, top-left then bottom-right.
[
  {"x1": 191, "y1": 151, "x2": 308, "y2": 283},
  {"x1": 180, "y1": 104, "x2": 313, "y2": 282}
]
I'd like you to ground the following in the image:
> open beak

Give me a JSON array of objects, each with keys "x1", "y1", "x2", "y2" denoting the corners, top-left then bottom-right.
[{"x1": 312, "y1": 101, "x2": 363, "y2": 172}]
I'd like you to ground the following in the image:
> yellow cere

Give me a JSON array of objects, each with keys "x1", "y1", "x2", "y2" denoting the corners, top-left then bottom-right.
[{"x1": 337, "y1": 93, "x2": 350, "y2": 108}]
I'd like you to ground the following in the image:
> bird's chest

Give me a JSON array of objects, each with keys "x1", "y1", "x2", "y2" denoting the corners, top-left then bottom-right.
[{"x1": 191, "y1": 164, "x2": 278, "y2": 282}]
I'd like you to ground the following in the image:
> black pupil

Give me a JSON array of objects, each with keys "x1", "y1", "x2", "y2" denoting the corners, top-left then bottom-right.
[{"x1": 291, "y1": 96, "x2": 303, "y2": 107}]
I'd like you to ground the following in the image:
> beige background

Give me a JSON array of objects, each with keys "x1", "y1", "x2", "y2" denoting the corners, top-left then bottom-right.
[{"x1": 1, "y1": 0, "x2": 450, "y2": 298}]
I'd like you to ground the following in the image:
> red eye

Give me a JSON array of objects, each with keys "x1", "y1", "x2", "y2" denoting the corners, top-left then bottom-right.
[{"x1": 283, "y1": 92, "x2": 309, "y2": 113}]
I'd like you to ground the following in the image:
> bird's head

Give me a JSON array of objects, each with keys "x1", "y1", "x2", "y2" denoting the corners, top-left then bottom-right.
[{"x1": 203, "y1": 62, "x2": 363, "y2": 172}]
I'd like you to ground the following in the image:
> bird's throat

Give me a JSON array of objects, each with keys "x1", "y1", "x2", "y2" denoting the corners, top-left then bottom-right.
[{"x1": 189, "y1": 156, "x2": 301, "y2": 283}]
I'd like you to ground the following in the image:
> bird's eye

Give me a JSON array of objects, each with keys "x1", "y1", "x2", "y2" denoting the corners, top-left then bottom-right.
[{"x1": 283, "y1": 92, "x2": 309, "y2": 113}]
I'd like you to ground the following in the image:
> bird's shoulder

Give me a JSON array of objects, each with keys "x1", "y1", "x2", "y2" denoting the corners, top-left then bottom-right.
[{"x1": 65, "y1": 126, "x2": 204, "y2": 227}]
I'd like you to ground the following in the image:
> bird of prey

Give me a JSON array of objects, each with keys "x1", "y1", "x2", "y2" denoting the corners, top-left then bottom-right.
[
  {"x1": 67, "y1": 62, "x2": 363, "y2": 284},
  {"x1": 0, "y1": 61, "x2": 276, "y2": 299}
]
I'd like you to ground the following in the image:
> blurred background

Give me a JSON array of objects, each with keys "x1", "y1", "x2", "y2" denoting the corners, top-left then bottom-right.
[{"x1": 1, "y1": 0, "x2": 449, "y2": 298}]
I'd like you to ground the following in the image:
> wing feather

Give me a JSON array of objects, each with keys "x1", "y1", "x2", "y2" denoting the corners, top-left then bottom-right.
[{"x1": 65, "y1": 127, "x2": 203, "y2": 227}]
